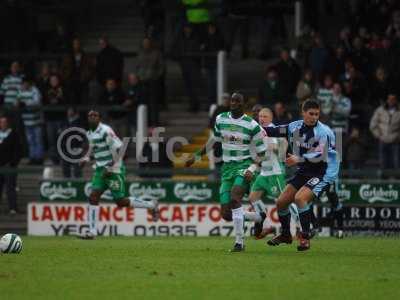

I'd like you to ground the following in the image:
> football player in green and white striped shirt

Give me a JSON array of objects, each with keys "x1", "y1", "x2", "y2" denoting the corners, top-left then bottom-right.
[
  {"x1": 79, "y1": 110, "x2": 159, "y2": 239},
  {"x1": 186, "y1": 93, "x2": 267, "y2": 252}
]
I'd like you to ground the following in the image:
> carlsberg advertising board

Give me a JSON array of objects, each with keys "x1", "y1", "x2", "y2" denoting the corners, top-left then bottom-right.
[{"x1": 39, "y1": 180, "x2": 400, "y2": 204}]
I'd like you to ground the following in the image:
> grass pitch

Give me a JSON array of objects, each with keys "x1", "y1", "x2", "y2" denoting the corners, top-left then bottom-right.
[{"x1": 1, "y1": 237, "x2": 399, "y2": 300}]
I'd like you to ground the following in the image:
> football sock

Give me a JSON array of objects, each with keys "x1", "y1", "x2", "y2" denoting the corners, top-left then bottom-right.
[
  {"x1": 278, "y1": 208, "x2": 291, "y2": 236},
  {"x1": 244, "y1": 211, "x2": 262, "y2": 222},
  {"x1": 129, "y1": 197, "x2": 155, "y2": 209},
  {"x1": 232, "y1": 207, "x2": 244, "y2": 245},
  {"x1": 253, "y1": 200, "x2": 266, "y2": 214},
  {"x1": 334, "y1": 206, "x2": 344, "y2": 230},
  {"x1": 309, "y1": 204, "x2": 319, "y2": 228},
  {"x1": 88, "y1": 204, "x2": 99, "y2": 235},
  {"x1": 298, "y1": 205, "x2": 312, "y2": 237}
]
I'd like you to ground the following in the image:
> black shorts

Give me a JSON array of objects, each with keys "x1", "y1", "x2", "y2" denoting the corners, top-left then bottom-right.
[{"x1": 287, "y1": 174, "x2": 331, "y2": 198}]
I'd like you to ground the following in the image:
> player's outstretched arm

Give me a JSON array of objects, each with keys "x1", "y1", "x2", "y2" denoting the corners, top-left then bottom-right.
[{"x1": 185, "y1": 134, "x2": 218, "y2": 167}]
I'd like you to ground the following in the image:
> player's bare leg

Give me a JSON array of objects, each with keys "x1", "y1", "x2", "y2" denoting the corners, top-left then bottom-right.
[
  {"x1": 246, "y1": 190, "x2": 268, "y2": 239},
  {"x1": 294, "y1": 186, "x2": 315, "y2": 251},
  {"x1": 79, "y1": 190, "x2": 103, "y2": 239},
  {"x1": 230, "y1": 185, "x2": 246, "y2": 252},
  {"x1": 267, "y1": 184, "x2": 297, "y2": 246},
  {"x1": 116, "y1": 197, "x2": 159, "y2": 221}
]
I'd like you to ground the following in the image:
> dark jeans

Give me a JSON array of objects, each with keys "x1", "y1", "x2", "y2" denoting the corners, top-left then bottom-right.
[
  {"x1": 62, "y1": 161, "x2": 82, "y2": 178},
  {"x1": 25, "y1": 125, "x2": 44, "y2": 160},
  {"x1": 379, "y1": 142, "x2": 399, "y2": 169},
  {"x1": 0, "y1": 174, "x2": 18, "y2": 211},
  {"x1": 46, "y1": 121, "x2": 63, "y2": 163}
]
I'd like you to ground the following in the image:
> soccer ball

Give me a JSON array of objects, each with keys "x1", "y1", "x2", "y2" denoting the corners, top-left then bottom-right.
[{"x1": 0, "y1": 233, "x2": 23, "y2": 254}]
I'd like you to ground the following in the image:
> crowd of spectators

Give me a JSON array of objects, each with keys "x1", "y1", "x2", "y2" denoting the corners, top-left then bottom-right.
[{"x1": 1, "y1": 0, "x2": 400, "y2": 175}]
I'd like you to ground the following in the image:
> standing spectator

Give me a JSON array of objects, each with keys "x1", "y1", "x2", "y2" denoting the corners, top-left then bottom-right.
[
  {"x1": 16, "y1": 77, "x2": 43, "y2": 165},
  {"x1": 369, "y1": 66, "x2": 393, "y2": 108},
  {"x1": 369, "y1": 93, "x2": 400, "y2": 169},
  {"x1": 36, "y1": 63, "x2": 51, "y2": 97},
  {"x1": 337, "y1": 27, "x2": 352, "y2": 54},
  {"x1": 0, "y1": 115, "x2": 22, "y2": 214},
  {"x1": 171, "y1": 25, "x2": 202, "y2": 112},
  {"x1": 275, "y1": 48, "x2": 301, "y2": 101},
  {"x1": 309, "y1": 34, "x2": 329, "y2": 81},
  {"x1": 60, "y1": 107, "x2": 83, "y2": 178},
  {"x1": 345, "y1": 127, "x2": 366, "y2": 170},
  {"x1": 43, "y1": 74, "x2": 65, "y2": 164},
  {"x1": 258, "y1": 67, "x2": 283, "y2": 106},
  {"x1": 295, "y1": 25, "x2": 316, "y2": 67},
  {"x1": 316, "y1": 74, "x2": 334, "y2": 123},
  {"x1": 125, "y1": 73, "x2": 143, "y2": 134},
  {"x1": 273, "y1": 101, "x2": 292, "y2": 126},
  {"x1": 373, "y1": 37, "x2": 397, "y2": 76},
  {"x1": 96, "y1": 37, "x2": 124, "y2": 86},
  {"x1": 225, "y1": 0, "x2": 250, "y2": 59},
  {"x1": 136, "y1": 37, "x2": 165, "y2": 122},
  {"x1": 0, "y1": 61, "x2": 23, "y2": 107},
  {"x1": 202, "y1": 23, "x2": 225, "y2": 105},
  {"x1": 350, "y1": 36, "x2": 371, "y2": 75},
  {"x1": 296, "y1": 69, "x2": 315, "y2": 106},
  {"x1": 98, "y1": 79, "x2": 128, "y2": 138},
  {"x1": 182, "y1": 0, "x2": 210, "y2": 43},
  {"x1": 325, "y1": 45, "x2": 347, "y2": 81},
  {"x1": 331, "y1": 83, "x2": 352, "y2": 133},
  {"x1": 61, "y1": 38, "x2": 94, "y2": 104}
]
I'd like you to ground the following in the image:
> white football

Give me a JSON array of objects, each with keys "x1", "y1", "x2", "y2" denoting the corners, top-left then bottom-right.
[{"x1": 0, "y1": 233, "x2": 23, "y2": 254}]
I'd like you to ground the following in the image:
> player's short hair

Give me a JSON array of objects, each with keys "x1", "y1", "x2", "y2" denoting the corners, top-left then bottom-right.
[
  {"x1": 302, "y1": 99, "x2": 320, "y2": 112},
  {"x1": 259, "y1": 108, "x2": 273, "y2": 116},
  {"x1": 231, "y1": 92, "x2": 245, "y2": 102},
  {"x1": 88, "y1": 108, "x2": 102, "y2": 117}
]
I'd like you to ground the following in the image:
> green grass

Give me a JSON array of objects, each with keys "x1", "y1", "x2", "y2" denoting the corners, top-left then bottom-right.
[{"x1": 1, "y1": 237, "x2": 399, "y2": 300}]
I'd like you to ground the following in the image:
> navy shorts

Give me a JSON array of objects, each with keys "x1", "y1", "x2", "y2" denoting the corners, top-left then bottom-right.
[{"x1": 287, "y1": 174, "x2": 331, "y2": 198}]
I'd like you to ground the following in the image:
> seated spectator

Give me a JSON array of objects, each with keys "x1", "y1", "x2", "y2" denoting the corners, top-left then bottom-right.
[
  {"x1": 275, "y1": 47, "x2": 301, "y2": 101},
  {"x1": 345, "y1": 127, "x2": 366, "y2": 170},
  {"x1": 273, "y1": 101, "x2": 292, "y2": 125},
  {"x1": 337, "y1": 27, "x2": 352, "y2": 54},
  {"x1": 16, "y1": 77, "x2": 43, "y2": 165},
  {"x1": 60, "y1": 107, "x2": 83, "y2": 178},
  {"x1": 0, "y1": 61, "x2": 24, "y2": 107},
  {"x1": 316, "y1": 74, "x2": 334, "y2": 123},
  {"x1": 258, "y1": 67, "x2": 283, "y2": 105},
  {"x1": 296, "y1": 69, "x2": 315, "y2": 106},
  {"x1": 0, "y1": 115, "x2": 22, "y2": 214},
  {"x1": 96, "y1": 37, "x2": 124, "y2": 86},
  {"x1": 369, "y1": 93, "x2": 400, "y2": 169},
  {"x1": 331, "y1": 83, "x2": 352, "y2": 133},
  {"x1": 43, "y1": 74, "x2": 66, "y2": 165},
  {"x1": 309, "y1": 34, "x2": 329, "y2": 81},
  {"x1": 99, "y1": 78, "x2": 128, "y2": 138}
]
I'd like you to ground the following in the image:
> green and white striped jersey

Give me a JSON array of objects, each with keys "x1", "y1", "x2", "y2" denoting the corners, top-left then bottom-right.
[
  {"x1": 87, "y1": 123, "x2": 124, "y2": 173},
  {"x1": 0, "y1": 74, "x2": 23, "y2": 106},
  {"x1": 214, "y1": 112, "x2": 267, "y2": 162},
  {"x1": 17, "y1": 86, "x2": 42, "y2": 127},
  {"x1": 316, "y1": 87, "x2": 334, "y2": 116},
  {"x1": 260, "y1": 123, "x2": 285, "y2": 176}
]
